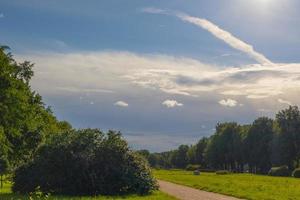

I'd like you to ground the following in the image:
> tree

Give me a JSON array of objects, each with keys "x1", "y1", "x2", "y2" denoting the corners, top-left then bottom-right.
[
  {"x1": 206, "y1": 122, "x2": 243, "y2": 171},
  {"x1": 244, "y1": 117, "x2": 274, "y2": 174},
  {"x1": 0, "y1": 47, "x2": 72, "y2": 166},
  {"x1": 194, "y1": 137, "x2": 208, "y2": 167},
  {"x1": 171, "y1": 145, "x2": 189, "y2": 168},
  {"x1": 0, "y1": 157, "x2": 8, "y2": 188},
  {"x1": 276, "y1": 106, "x2": 300, "y2": 169}
]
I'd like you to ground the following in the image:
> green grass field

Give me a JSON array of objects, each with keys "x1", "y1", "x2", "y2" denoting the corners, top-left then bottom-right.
[
  {"x1": 154, "y1": 169, "x2": 300, "y2": 200},
  {"x1": 0, "y1": 181, "x2": 176, "y2": 200}
]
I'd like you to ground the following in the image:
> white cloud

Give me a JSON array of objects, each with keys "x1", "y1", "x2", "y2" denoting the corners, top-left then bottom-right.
[
  {"x1": 114, "y1": 101, "x2": 129, "y2": 107},
  {"x1": 219, "y1": 99, "x2": 238, "y2": 107},
  {"x1": 278, "y1": 98, "x2": 292, "y2": 106},
  {"x1": 162, "y1": 100, "x2": 183, "y2": 108}
]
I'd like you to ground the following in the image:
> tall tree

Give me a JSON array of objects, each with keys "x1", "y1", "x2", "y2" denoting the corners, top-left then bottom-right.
[
  {"x1": 276, "y1": 106, "x2": 300, "y2": 169},
  {"x1": 244, "y1": 117, "x2": 274, "y2": 174},
  {"x1": 0, "y1": 47, "x2": 72, "y2": 166}
]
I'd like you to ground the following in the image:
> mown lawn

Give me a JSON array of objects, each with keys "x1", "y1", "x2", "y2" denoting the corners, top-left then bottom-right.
[
  {"x1": 0, "y1": 181, "x2": 177, "y2": 200},
  {"x1": 154, "y1": 169, "x2": 300, "y2": 200}
]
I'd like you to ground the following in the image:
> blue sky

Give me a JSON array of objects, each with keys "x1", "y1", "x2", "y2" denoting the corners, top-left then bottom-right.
[{"x1": 1, "y1": 0, "x2": 300, "y2": 151}]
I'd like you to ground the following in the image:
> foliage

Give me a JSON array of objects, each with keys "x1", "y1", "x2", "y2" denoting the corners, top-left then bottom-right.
[
  {"x1": 170, "y1": 145, "x2": 189, "y2": 169},
  {"x1": 0, "y1": 47, "x2": 72, "y2": 167},
  {"x1": 292, "y1": 168, "x2": 300, "y2": 178},
  {"x1": 276, "y1": 106, "x2": 300, "y2": 169},
  {"x1": 13, "y1": 129, "x2": 157, "y2": 196},
  {"x1": 1, "y1": 181, "x2": 176, "y2": 200},
  {"x1": 0, "y1": 157, "x2": 9, "y2": 188},
  {"x1": 216, "y1": 170, "x2": 230, "y2": 175},
  {"x1": 155, "y1": 169, "x2": 300, "y2": 200},
  {"x1": 268, "y1": 166, "x2": 291, "y2": 177},
  {"x1": 244, "y1": 117, "x2": 274, "y2": 174},
  {"x1": 206, "y1": 122, "x2": 243, "y2": 171}
]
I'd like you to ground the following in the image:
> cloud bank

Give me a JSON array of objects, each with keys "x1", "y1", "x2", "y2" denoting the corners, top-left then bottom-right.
[{"x1": 17, "y1": 51, "x2": 300, "y2": 103}]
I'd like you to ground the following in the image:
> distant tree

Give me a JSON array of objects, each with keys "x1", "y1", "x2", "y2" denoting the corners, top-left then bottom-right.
[
  {"x1": 194, "y1": 137, "x2": 208, "y2": 167},
  {"x1": 136, "y1": 149, "x2": 150, "y2": 161},
  {"x1": 276, "y1": 106, "x2": 300, "y2": 169},
  {"x1": 171, "y1": 145, "x2": 189, "y2": 169},
  {"x1": 206, "y1": 122, "x2": 243, "y2": 171},
  {"x1": 244, "y1": 117, "x2": 274, "y2": 174}
]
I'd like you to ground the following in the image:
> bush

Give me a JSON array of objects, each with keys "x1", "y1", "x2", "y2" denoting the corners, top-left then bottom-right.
[
  {"x1": 186, "y1": 164, "x2": 201, "y2": 171},
  {"x1": 199, "y1": 168, "x2": 216, "y2": 173},
  {"x1": 216, "y1": 170, "x2": 230, "y2": 175},
  {"x1": 292, "y1": 168, "x2": 300, "y2": 178},
  {"x1": 13, "y1": 129, "x2": 157, "y2": 195},
  {"x1": 268, "y1": 166, "x2": 291, "y2": 177},
  {"x1": 193, "y1": 170, "x2": 200, "y2": 175}
]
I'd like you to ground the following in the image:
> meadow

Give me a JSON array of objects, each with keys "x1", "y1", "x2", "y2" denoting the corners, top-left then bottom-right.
[
  {"x1": 154, "y1": 169, "x2": 300, "y2": 200},
  {"x1": 0, "y1": 181, "x2": 177, "y2": 200}
]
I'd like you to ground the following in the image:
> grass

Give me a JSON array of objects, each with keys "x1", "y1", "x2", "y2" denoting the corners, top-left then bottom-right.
[
  {"x1": 0, "y1": 181, "x2": 177, "y2": 200},
  {"x1": 154, "y1": 169, "x2": 300, "y2": 200}
]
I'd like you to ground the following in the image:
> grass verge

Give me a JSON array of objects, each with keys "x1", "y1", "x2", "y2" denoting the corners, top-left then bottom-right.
[
  {"x1": 154, "y1": 169, "x2": 300, "y2": 200},
  {"x1": 0, "y1": 181, "x2": 177, "y2": 200}
]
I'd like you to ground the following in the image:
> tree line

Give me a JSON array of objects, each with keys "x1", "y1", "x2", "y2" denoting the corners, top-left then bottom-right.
[{"x1": 139, "y1": 106, "x2": 300, "y2": 174}]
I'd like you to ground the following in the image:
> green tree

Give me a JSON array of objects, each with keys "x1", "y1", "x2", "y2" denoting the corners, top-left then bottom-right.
[
  {"x1": 171, "y1": 145, "x2": 189, "y2": 169},
  {"x1": 0, "y1": 157, "x2": 8, "y2": 188},
  {"x1": 206, "y1": 122, "x2": 243, "y2": 171},
  {"x1": 244, "y1": 117, "x2": 274, "y2": 174},
  {"x1": 276, "y1": 106, "x2": 300, "y2": 169},
  {"x1": 0, "y1": 47, "x2": 72, "y2": 166}
]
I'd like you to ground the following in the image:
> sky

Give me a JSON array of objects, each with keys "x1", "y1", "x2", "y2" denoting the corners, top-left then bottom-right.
[{"x1": 1, "y1": 0, "x2": 300, "y2": 152}]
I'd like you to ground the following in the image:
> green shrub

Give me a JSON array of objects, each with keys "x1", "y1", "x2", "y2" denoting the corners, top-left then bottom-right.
[
  {"x1": 268, "y1": 166, "x2": 291, "y2": 177},
  {"x1": 193, "y1": 170, "x2": 200, "y2": 175},
  {"x1": 292, "y1": 168, "x2": 300, "y2": 178},
  {"x1": 186, "y1": 164, "x2": 201, "y2": 171},
  {"x1": 13, "y1": 129, "x2": 157, "y2": 196},
  {"x1": 199, "y1": 168, "x2": 216, "y2": 173},
  {"x1": 216, "y1": 170, "x2": 230, "y2": 175}
]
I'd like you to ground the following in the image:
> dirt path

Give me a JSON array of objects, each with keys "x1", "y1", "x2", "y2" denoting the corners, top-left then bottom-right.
[{"x1": 158, "y1": 180, "x2": 243, "y2": 200}]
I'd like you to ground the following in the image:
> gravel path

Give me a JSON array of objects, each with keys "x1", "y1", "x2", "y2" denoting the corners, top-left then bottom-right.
[{"x1": 158, "y1": 180, "x2": 243, "y2": 200}]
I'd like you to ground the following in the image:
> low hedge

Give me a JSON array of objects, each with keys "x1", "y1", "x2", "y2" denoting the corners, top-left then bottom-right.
[
  {"x1": 216, "y1": 170, "x2": 230, "y2": 175},
  {"x1": 268, "y1": 166, "x2": 291, "y2": 177},
  {"x1": 292, "y1": 168, "x2": 300, "y2": 178},
  {"x1": 186, "y1": 164, "x2": 201, "y2": 171}
]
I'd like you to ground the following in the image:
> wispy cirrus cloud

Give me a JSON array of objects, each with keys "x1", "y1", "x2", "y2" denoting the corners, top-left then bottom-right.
[{"x1": 142, "y1": 7, "x2": 273, "y2": 65}]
